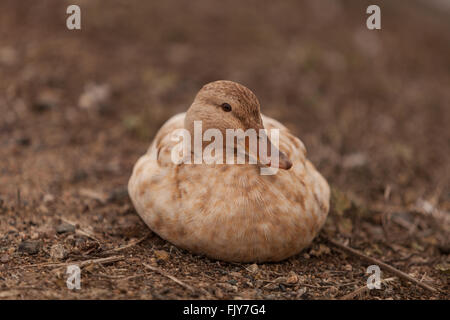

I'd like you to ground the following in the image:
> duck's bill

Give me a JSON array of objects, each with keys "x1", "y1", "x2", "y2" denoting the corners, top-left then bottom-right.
[
  {"x1": 260, "y1": 143, "x2": 293, "y2": 170},
  {"x1": 268, "y1": 148, "x2": 293, "y2": 170},
  {"x1": 242, "y1": 136, "x2": 293, "y2": 170}
]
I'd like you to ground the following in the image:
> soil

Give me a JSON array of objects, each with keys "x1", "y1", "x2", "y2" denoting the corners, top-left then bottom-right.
[{"x1": 0, "y1": 0, "x2": 449, "y2": 299}]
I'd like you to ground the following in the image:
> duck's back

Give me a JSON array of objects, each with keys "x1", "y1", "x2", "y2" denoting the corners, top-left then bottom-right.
[{"x1": 128, "y1": 112, "x2": 330, "y2": 262}]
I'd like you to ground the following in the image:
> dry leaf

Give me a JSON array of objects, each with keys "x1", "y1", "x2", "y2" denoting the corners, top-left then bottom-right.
[{"x1": 154, "y1": 249, "x2": 169, "y2": 261}]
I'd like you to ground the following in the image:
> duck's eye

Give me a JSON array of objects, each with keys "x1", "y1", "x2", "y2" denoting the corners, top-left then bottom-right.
[{"x1": 221, "y1": 103, "x2": 232, "y2": 112}]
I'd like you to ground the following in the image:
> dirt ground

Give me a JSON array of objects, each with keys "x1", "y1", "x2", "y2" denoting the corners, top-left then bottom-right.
[{"x1": 0, "y1": 0, "x2": 449, "y2": 299}]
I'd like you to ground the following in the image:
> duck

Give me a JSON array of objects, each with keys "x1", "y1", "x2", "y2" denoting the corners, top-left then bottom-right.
[{"x1": 128, "y1": 80, "x2": 330, "y2": 262}]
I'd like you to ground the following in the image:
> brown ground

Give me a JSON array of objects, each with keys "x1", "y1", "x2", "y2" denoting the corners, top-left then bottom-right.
[{"x1": 0, "y1": 0, "x2": 449, "y2": 299}]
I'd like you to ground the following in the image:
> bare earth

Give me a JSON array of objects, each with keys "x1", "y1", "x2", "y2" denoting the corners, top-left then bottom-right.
[{"x1": 0, "y1": 0, "x2": 449, "y2": 299}]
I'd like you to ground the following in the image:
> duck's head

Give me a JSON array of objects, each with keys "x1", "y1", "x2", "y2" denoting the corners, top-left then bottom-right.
[{"x1": 185, "y1": 80, "x2": 292, "y2": 170}]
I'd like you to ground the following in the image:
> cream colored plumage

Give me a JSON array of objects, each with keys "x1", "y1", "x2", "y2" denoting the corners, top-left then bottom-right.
[{"x1": 128, "y1": 80, "x2": 330, "y2": 262}]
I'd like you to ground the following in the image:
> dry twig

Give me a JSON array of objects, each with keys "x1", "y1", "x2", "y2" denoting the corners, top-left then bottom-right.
[
  {"x1": 20, "y1": 255, "x2": 124, "y2": 269},
  {"x1": 326, "y1": 238, "x2": 438, "y2": 293},
  {"x1": 59, "y1": 217, "x2": 101, "y2": 242},
  {"x1": 102, "y1": 233, "x2": 150, "y2": 254},
  {"x1": 340, "y1": 277, "x2": 397, "y2": 300},
  {"x1": 143, "y1": 263, "x2": 195, "y2": 292}
]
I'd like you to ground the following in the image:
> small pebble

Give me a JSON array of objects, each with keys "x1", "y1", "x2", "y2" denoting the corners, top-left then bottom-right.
[
  {"x1": 33, "y1": 89, "x2": 60, "y2": 112},
  {"x1": 18, "y1": 240, "x2": 41, "y2": 255},
  {"x1": 297, "y1": 287, "x2": 307, "y2": 298},
  {"x1": 16, "y1": 137, "x2": 31, "y2": 146},
  {"x1": 56, "y1": 222, "x2": 75, "y2": 234},
  {"x1": 286, "y1": 272, "x2": 299, "y2": 284}
]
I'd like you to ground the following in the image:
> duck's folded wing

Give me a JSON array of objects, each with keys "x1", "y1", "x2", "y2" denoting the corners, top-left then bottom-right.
[{"x1": 146, "y1": 112, "x2": 187, "y2": 166}]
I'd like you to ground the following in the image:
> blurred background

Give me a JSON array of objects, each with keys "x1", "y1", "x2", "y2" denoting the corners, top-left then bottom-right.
[{"x1": 0, "y1": 0, "x2": 449, "y2": 299}]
